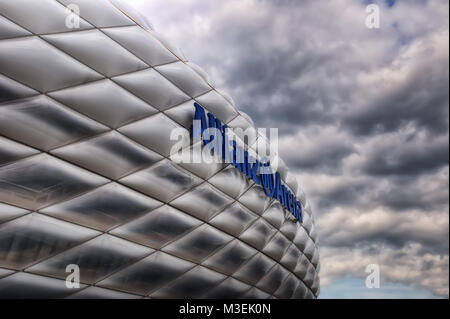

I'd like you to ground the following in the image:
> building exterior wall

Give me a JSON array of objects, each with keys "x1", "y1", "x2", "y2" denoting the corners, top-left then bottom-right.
[{"x1": 0, "y1": 0, "x2": 319, "y2": 299}]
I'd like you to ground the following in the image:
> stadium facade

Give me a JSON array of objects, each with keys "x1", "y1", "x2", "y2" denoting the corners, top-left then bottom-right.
[{"x1": 0, "y1": 0, "x2": 320, "y2": 299}]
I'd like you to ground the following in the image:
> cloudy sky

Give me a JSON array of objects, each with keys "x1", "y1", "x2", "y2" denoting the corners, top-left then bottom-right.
[{"x1": 129, "y1": 0, "x2": 449, "y2": 298}]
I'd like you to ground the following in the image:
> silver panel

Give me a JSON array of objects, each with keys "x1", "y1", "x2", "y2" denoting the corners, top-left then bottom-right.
[
  {"x1": 98, "y1": 251, "x2": 195, "y2": 296},
  {"x1": 112, "y1": 68, "x2": 190, "y2": 111},
  {"x1": 0, "y1": 73, "x2": 37, "y2": 103},
  {"x1": 0, "y1": 96, "x2": 108, "y2": 151},
  {"x1": 0, "y1": 202, "x2": 28, "y2": 224},
  {"x1": 170, "y1": 183, "x2": 234, "y2": 221},
  {"x1": 119, "y1": 159, "x2": 201, "y2": 203},
  {"x1": 41, "y1": 183, "x2": 162, "y2": 231},
  {"x1": 162, "y1": 224, "x2": 233, "y2": 263},
  {"x1": 27, "y1": 234, "x2": 152, "y2": 284},
  {"x1": 155, "y1": 61, "x2": 211, "y2": 98},
  {"x1": 0, "y1": 154, "x2": 108, "y2": 210},
  {"x1": 102, "y1": 26, "x2": 177, "y2": 66},
  {"x1": 43, "y1": 29, "x2": 148, "y2": 78},
  {"x1": 0, "y1": 0, "x2": 93, "y2": 34},
  {"x1": 0, "y1": 37, "x2": 103, "y2": 92},
  {"x1": 51, "y1": 131, "x2": 162, "y2": 180},
  {"x1": 57, "y1": 0, "x2": 135, "y2": 28},
  {"x1": 0, "y1": 213, "x2": 99, "y2": 269},
  {"x1": 49, "y1": 79, "x2": 156, "y2": 128},
  {"x1": 111, "y1": 204, "x2": 202, "y2": 249},
  {"x1": 0, "y1": 272, "x2": 86, "y2": 299},
  {"x1": 0, "y1": 136, "x2": 38, "y2": 167}
]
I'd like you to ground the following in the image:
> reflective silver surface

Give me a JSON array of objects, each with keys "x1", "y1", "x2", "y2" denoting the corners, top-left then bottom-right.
[{"x1": 0, "y1": 0, "x2": 319, "y2": 299}]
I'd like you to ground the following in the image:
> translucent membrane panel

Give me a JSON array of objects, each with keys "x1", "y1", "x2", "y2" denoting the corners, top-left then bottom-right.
[
  {"x1": 294, "y1": 253, "x2": 310, "y2": 280},
  {"x1": 292, "y1": 280, "x2": 308, "y2": 299},
  {"x1": 109, "y1": 0, "x2": 154, "y2": 31},
  {"x1": 297, "y1": 187, "x2": 307, "y2": 206},
  {"x1": 304, "y1": 238, "x2": 316, "y2": 260},
  {"x1": 27, "y1": 234, "x2": 152, "y2": 284},
  {"x1": 208, "y1": 165, "x2": 252, "y2": 199},
  {"x1": 255, "y1": 264, "x2": 289, "y2": 295},
  {"x1": 280, "y1": 244, "x2": 301, "y2": 272},
  {"x1": 195, "y1": 90, "x2": 239, "y2": 125},
  {"x1": 52, "y1": 131, "x2": 162, "y2": 180},
  {"x1": 67, "y1": 286, "x2": 140, "y2": 299},
  {"x1": 98, "y1": 251, "x2": 195, "y2": 296},
  {"x1": 0, "y1": 213, "x2": 99, "y2": 269},
  {"x1": 0, "y1": 268, "x2": 14, "y2": 279},
  {"x1": 152, "y1": 33, "x2": 187, "y2": 62},
  {"x1": 0, "y1": 272, "x2": 86, "y2": 299},
  {"x1": 170, "y1": 183, "x2": 233, "y2": 221},
  {"x1": 0, "y1": 37, "x2": 102, "y2": 92},
  {"x1": 57, "y1": 0, "x2": 134, "y2": 28},
  {"x1": 241, "y1": 287, "x2": 270, "y2": 299},
  {"x1": 102, "y1": 26, "x2": 177, "y2": 66},
  {"x1": 274, "y1": 273, "x2": 298, "y2": 299},
  {"x1": 41, "y1": 183, "x2": 162, "y2": 231},
  {"x1": 262, "y1": 232, "x2": 291, "y2": 262},
  {"x1": 162, "y1": 224, "x2": 233, "y2": 264},
  {"x1": 276, "y1": 157, "x2": 288, "y2": 181},
  {"x1": 309, "y1": 223, "x2": 318, "y2": 243},
  {"x1": 303, "y1": 263, "x2": 316, "y2": 287},
  {"x1": 155, "y1": 62, "x2": 211, "y2": 98},
  {"x1": 202, "y1": 239, "x2": 257, "y2": 276},
  {"x1": 238, "y1": 184, "x2": 272, "y2": 215},
  {"x1": 207, "y1": 277, "x2": 251, "y2": 299},
  {"x1": 0, "y1": 0, "x2": 93, "y2": 34},
  {"x1": 302, "y1": 206, "x2": 313, "y2": 234},
  {"x1": 233, "y1": 253, "x2": 276, "y2": 286},
  {"x1": 178, "y1": 142, "x2": 226, "y2": 180},
  {"x1": 285, "y1": 174, "x2": 298, "y2": 195},
  {"x1": 261, "y1": 201, "x2": 285, "y2": 229},
  {"x1": 209, "y1": 203, "x2": 258, "y2": 237},
  {"x1": 311, "y1": 273, "x2": 320, "y2": 295},
  {"x1": 112, "y1": 68, "x2": 189, "y2": 111},
  {"x1": 311, "y1": 246, "x2": 320, "y2": 268},
  {"x1": 293, "y1": 225, "x2": 309, "y2": 252},
  {"x1": 163, "y1": 99, "x2": 195, "y2": 128},
  {"x1": 0, "y1": 202, "x2": 28, "y2": 224},
  {"x1": 217, "y1": 89, "x2": 236, "y2": 108},
  {"x1": 118, "y1": 113, "x2": 183, "y2": 157},
  {"x1": 0, "y1": 73, "x2": 37, "y2": 103},
  {"x1": 0, "y1": 136, "x2": 38, "y2": 167},
  {"x1": 119, "y1": 159, "x2": 201, "y2": 203},
  {"x1": 0, "y1": 153, "x2": 108, "y2": 210},
  {"x1": 111, "y1": 205, "x2": 202, "y2": 249},
  {"x1": 150, "y1": 266, "x2": 226, "y2": 299},
  {"x1": 0, "y1": 96, "x2": 107, "y2": 151},
  {"x1": 43, "y1": 29, "x2": 148, "y2": 78},
  {"x1": 227, "y1": 115, "x2": 257, "y2": 147},
  {"x1": 49, "y1": 79, "x2": 156, "y2": 128},
  {"x1": 187, "y1": 62, "x2": 213, "y2": 86},
  {"x1": 0, "y1": 14, "x2": 31, "y2": 40},
  {"x1": 239, "y1": 218, "x2": 277, "y2": 250},
  {"x1": 280, "y1": 216, "x2": 298, "y2": 241}
]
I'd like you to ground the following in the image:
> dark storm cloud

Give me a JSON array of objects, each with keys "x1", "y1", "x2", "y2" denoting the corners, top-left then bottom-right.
[
  {"x1": 280, "y1": 127, "x2": 357, "y2": 173},
  {"x1": 134, "y1": 0, "x2": 449, "y2": 297},
  {"x1": 361, "y1": 131, "x2": 449, "y2": 177}
]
